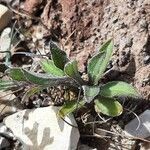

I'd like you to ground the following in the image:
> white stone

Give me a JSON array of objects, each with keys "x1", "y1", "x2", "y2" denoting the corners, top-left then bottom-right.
[
  {"x1": 0, "y1": 4, "x2": 12, "y2": 31},
  {"x1": 124, "y1": 110, "x2": 150, "y2": 138},
  {"x1": 4, "y1": 106, "x2": 80, "y2": 150},
  {"x1": 0, "y1": 27, "x2": 11, "y2": 50}
]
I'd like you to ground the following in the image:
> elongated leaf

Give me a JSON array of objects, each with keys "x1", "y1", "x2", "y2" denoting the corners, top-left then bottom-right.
[
  {"x1": 100, "y1": 81, "x2": 139, "y2": 98},
  {"x1": 22, "y1": 69, "x2": 77, "y2": 87},
  {"x1": 82, "y1": 85, "x2": 100, "y2": 103},
  {"x1": 58, "y1": 100, "x2": 85, "y2": 118},
  {"x1": 6, "y1": 68, "x2": 26, "y2": 81},
  {"x1": 0, "y1": 80, "x2": 17, "y2": 90},
  {"x1": 100, "y1": 39, "x2": 113, "y2": 52},
  {"x1": 87, "y1": 40, "x2": 113, "y2": 85},
  {"x1": 94, "y1": 98, "x2": 123, "y2": 117},
  {"x1": 40, "y1": 59, "x2": 65, "y2": 77},
  {"x1": 50, "y1": 41, "x2": 69, "y2": 70},
  {"x1": 64, "y1": 60, "x2": 84, "y2": 84},
  {"x1": 6, "y1": 68, "x2": 78, "y2": 87}
]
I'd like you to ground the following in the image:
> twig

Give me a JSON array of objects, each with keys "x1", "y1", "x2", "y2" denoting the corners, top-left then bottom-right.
[
  {"x1": 81, "y1": 133, "x2": 111, "y2": 139},
  {"x1": 97, "y1": 113, "x2": 110, "y2": 123},
  {"x1": 84, "y1": 119, "x2": 112, "y2": 125}
]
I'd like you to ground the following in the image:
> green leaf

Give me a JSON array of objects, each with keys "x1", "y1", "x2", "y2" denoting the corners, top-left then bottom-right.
[
  {"x1": 6, "y1": 68, "x2": 26, "y2": 81},
  {"x1": 64, "y1": 60, "x2": 84, "y2": 84},
  {"x1": 58, "y1": 100, "x2": 85, "y2": 118},
  {"x1": 22, "y1": 69, "x2": 77, "y2": 86},
  {"x1": 40, "y1": 59, "x2": 65, "y2": 77},
  {"x1": 87, "y1": 40, "x2": 113, "y2": 85},
  {"x1": 100, "y1": 81, "x2": 140, "y2": 98},
  {"x1": 82, "y1": 85, "x2": 100, "y2": 103},
  {"x1": 94, "y1": 98, "x2": 123, "y2": 117},
  {"x1": 6, "y1": 68, "x2": 78, "y2": 87},
  {"x1": 50, "y1": 41, "x2": 69, "y2": 70},
  {"x1": 0, "y1": 80, "x2": 17, "y2": 90}
]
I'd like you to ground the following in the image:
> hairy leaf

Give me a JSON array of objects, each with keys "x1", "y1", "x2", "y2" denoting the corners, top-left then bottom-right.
[
  {"x1": 87, "y1": 40, "x2": 113, "y2": 85},
  {"x1": 50, "y1": 41, "x2": 69, "y2": 70},
  {"x1": 94, "y1": 98, "x2": 123, "y2": 117},
  {"x1": 6, "y1": 68, "x2": 78, "y2": 87},
  {"x1": 23, "y1": 69, "x2": 77, "y2": 86},
  {"x1": 100, "y1": 81, "x2": 140, "y2": 98},
  {"x1": 40, "y1": 59, "x2": 65, "y2": 76},
  {"x1": 64, "y1": 60, "x2": 84, "y2": 84},
  {"x1": 6, "y1": 68, "x2": 26, "y2": 81},
  {"x1": 82, "y1": 85, "x2": 100, "y2": 103},
  {"x1": 58, "y1": 100, "x2": 85, "y2": 118}
]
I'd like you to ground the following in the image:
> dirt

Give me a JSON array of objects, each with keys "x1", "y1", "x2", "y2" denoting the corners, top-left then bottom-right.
[{"x1": 41, "y1": 0, "x2": 109, "y2": 72}]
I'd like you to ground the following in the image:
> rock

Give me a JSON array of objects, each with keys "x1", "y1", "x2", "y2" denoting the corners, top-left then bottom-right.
[
  {"x1": 143, "y1": 55, "x2": 150, "y2": 64},
  {"x1": 4, "y1": 106, "x2": 80, "y2": 150},
  {"x1": 124, "y1": 110, "x2": 150, "y2": 138},
  {"x1": 0, "y1": 27, "x2": 11, "y2": 60},
  {"x1": 0, "y1": 4, "x2": 12, "y2": 31},
  {"x1": 0, "y1": 136, "x2": 10, "y2": 149}
]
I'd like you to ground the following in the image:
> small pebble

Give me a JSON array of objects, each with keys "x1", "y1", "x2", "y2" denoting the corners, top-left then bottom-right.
[{"x1": 143, "y1": 55, "x2": 150, "y2": 64}]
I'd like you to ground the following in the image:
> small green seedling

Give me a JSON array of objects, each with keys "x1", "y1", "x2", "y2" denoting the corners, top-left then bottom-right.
[{"x1": 0, "y1": 40, "x2": 140, "y2": 117}]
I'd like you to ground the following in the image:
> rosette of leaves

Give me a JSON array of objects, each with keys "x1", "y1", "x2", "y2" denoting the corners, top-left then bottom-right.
[
  {"x1": 0, "y1": 40, "x2": 140, "y2": 118},
  {"x1": 56, "y1": 40, "x2": 140, "y2": 117}
]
